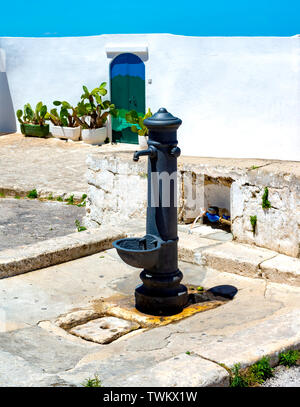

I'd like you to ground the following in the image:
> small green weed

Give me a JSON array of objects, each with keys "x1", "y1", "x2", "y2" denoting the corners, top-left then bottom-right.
[
  {"x1": 65, "y1": 194, "x2": 74, "y2": 205},
  {"x1": 75, "y1": 219, "x2": 87, "y2": 232},
  {"x1": 230, "y1": 363, "x2": 248, "y2": 387},
  {"x1": 82, "y1": 374, "x2": 102, "y2": 387},
  {"x1": 27, "y1": 189, "x2": 38, "y2": 199},
  {"x1": 249, "y1": 356, "x2": 273, "y2": 383},
  {"x1": 77, "y1": 193, "x2": 87, "y2": 207},
  {"x1": 47, "y1": 193, "x2": 54, "y2": 200},
  {"x1": 278, "y1": 350, "x2": 300, "y2": 367},
  {"x1": 262, "y1": 187, "x2": 271, "y2": 209},
  {"x1": 186, "y1": 351, "x2": 191, "y2": 355},
  {"x1": 56, "y1": 196, "x2": 63, "y2": 202},
  {"x1": 197, "y1": 286, "x2": 204, "y2": 291},
  {"x1": 250, "y1": 215, "x2": 257, "y2": 234},
  {"x1": 250, "y1": 165, "x2": 259, "y2": 170},
  {"x1": 0, "y1": 192, "x2": 5, "y2": 198},
  {"x1": 14, "y1": 195, "x2": 21, "y2": 199}
]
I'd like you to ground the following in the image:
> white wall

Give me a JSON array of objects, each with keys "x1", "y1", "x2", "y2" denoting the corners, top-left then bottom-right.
[
  {"x1": 0, "y1": 34, "x2": 299, "y2": 160},
  {"x1": 0, "y1": 48, "x2": 16, "y2": 132}
]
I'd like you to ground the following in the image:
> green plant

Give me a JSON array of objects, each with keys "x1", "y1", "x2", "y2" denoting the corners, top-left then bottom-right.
[
  {"x1": 82, "y1": 374, "x2": 102, "y2": 387},
  {"x1": 0, "y1": 192, "x2": 5, "y2": 198},
  {"x1": 186, "y1": 351, "x2": 191, "y2": 355},
  {"x1": 77, "y1": 194, "x2": 87, "y2": 207},
  {"x1": 45, "y1": 100, "x2": 80, "y2": 128},
  {"x1": 75, "y1": 219, "x2": 87, "y2": 232},
  {"x1": 250, "y1": 165, "x2": 259, "y2": 170},
  {"x1": 262, "y1": 187, "x2": 271, "y2": 209},
  {"x1": 47, "y1": 193, "x2": 54, "y2": 200},
  {"x1": 76, "y1": 83, "x2": 118, "y2": 129},
  {"x1": 230, "y1": 363, "x2": 249, "y2": 387},
  {"x1": 14, "y1": 195, "x2": 21, "y2": 199},
  {"x1": 125, "y1": 108, "x2": 152, "y2": 137},
  {"x1": 278, "y1": 350, "x2": 300, "y2": 367},
  {"x1": 27, "y1": 189, "x2": 38, "y2": 199},
  {"x1": 197, "y1": 286, "x2": 204, "y2": 292},
  {"x1": 250, "y1": 215, "x2": 257, "y2": 234},
  {"x1": 16, "y1": 102, "x2": 48, "y2": 126},
  {"x1": 56, "y1": 196, "x2": 63, "y2": 202},
  {"x1": 65, "y1": 194, "x2": 74, "y2": 205},
  {"x1": 249, "y1": 356, "x2": 273, "y2": 383}
]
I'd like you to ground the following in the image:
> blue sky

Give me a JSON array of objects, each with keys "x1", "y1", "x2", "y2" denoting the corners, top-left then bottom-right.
[{"x1": 1, "y1": 0, "x2": 299, "y2": 37}]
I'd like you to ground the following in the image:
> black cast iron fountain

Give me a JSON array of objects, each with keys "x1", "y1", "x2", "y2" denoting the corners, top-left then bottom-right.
[{"x1": 113, "y1": 108, "x2": 188, "y2": 316}]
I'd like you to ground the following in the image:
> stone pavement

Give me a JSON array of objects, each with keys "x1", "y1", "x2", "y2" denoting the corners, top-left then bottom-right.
[
  {"x1": 0, "y1": 244, "x2": 300, "y2": 387},
  {"x1": 0, "y1": 133, "x2": 136, "y2": 200},
  {"x1": 0, "y1": 198, "x2": 85, "y2": 250},
  {"x1": 1, "y1": 133, "x2": 300, "y2": 387}
]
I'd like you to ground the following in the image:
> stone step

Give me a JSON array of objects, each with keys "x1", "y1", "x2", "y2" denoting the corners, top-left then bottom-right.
[
  {"x1": 178, "y1": 231, "x2": 300, "y2": 286},
  {"x1": 0, "y1": 227, "x2": 126, "y2": 279}
]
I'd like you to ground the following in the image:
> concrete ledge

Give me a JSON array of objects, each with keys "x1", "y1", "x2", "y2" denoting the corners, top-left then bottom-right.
[
  {"x1": 177, "y1": 232, "x2": 222, "y2": 263},
  {"x1": 119, "y1": 353, "x2": 230, "y2": 387},
  {"x1": 200, "y1": 241, "x2": 278, "y2": 278},
  {"x1": 260, "y1": 254, "x2": 300, "y2": 286},
  {"x1": 0, "y1": 227, "x2": 126, "y2": 279},
  {"x1": 178, "y1": 232, "x2": 300, "y2": 286}
]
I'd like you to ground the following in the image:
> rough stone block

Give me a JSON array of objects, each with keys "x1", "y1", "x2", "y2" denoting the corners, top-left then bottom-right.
[
  {"x1": 69, "y1": 317, "x2": 140, "y2": 344},
  {"x1": 120, "y1": 353, "x2": 230, "y2": 387},
  {"x1": 201, "y1": 241, "x2": 277, "y2": 277},
  {"x1": 260, "y1": 254, "x2": 300, "y2": 286}
]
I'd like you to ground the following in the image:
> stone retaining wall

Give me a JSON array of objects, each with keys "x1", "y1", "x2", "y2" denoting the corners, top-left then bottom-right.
[{"x1": 85, "y1": 152, "x2": 300, "y2": 258}]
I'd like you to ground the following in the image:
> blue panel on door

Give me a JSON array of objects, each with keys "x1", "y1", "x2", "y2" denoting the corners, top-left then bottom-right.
[{"x1": 111, "y1": 53, "x2": 145, "y2": 80}]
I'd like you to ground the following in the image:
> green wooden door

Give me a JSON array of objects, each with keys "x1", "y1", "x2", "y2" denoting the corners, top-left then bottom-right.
[{"x1": 110, "y1": 53, "x2": 145, "y2": 144}]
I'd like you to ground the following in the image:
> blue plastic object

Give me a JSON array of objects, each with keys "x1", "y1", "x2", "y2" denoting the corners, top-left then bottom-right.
[{"x1": 206, "y1": 212, "x2": 220, "y2": 223}]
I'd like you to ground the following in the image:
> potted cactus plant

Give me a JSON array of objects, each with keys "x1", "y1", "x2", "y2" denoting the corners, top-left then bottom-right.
[
  {"x1": 45, "y1": 101, "x2": 81, "y2": 141},
  {"x1": 125, "y1": 108, "x2": 152, "y2": 149},
  {"x1": 77, "y1": 82, "x2": 118, "y2": 145},
  {"x1": 16, "y1": 102, "x2": 49, "y2": 137}
]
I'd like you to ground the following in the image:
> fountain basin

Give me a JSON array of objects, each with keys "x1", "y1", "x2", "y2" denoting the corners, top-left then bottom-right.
[{"x1": 112, "y1": 234, "x2": 162, "y2": 269}]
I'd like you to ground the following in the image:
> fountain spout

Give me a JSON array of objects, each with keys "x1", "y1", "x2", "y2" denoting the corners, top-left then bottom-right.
[{"x1": 133, "y1": 146, "x2": 157, "y2": 162}]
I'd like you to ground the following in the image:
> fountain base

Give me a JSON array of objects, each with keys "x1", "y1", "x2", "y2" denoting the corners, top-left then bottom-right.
[{"x1": 135, "y1": 283, "x2": 188, "y2": 316}]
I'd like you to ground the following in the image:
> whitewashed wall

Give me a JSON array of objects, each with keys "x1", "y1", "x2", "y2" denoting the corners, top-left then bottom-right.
[{"x1": 0, "y1": 34, "x2": 299, "y2": 161}]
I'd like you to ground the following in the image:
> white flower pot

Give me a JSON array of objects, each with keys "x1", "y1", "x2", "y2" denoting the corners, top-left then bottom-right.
[
  {"x1": 51, "y1": 125, "x2": 81, "y2": 141},
  {"x1": 138, "y1": 135, "x2": 148, "y2": 149},
  {"x1": 81, "y1": 127, "x2": 107, "y2": 145}
]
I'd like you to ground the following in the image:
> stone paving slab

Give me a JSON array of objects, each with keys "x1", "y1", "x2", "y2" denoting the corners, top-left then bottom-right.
[
  {"x1": 0, "y1": 197, "x2": 85, "y2": 251},
  {"x1": 0, "y1": 326, "x2": 100, "y2": 374},
  {"x1": 0, "y1": 133, "x2": 136, "y2": 200},
  {"x1": 260, "y1": 254, "x2": 300, "y2": 286},
  {"x1": 69, "y1": 316, "x2": 140, "y2": 344},
  {"x1": 0, "y1": 248, "x2": 300, "y2": 386},
  {"x1": 119, "y1": 353, "x2": 230, "y2": 387}
]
